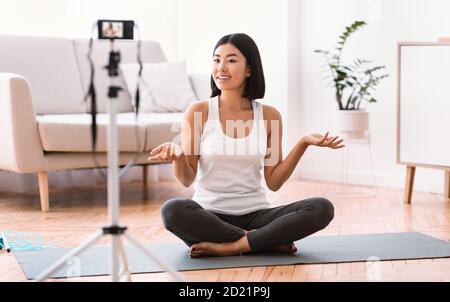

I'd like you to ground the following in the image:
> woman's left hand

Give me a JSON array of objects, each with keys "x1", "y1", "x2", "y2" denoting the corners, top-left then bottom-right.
[{"x1": 301, "y1": 131, "x2": 345, "y2": 149}]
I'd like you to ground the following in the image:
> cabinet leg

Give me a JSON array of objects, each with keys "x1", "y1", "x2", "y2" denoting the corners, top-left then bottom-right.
[
  {"x1": 404, "y1": 166, "x2": 415, "y2": 204},
  {"x1": 445, "y1": 170, "x2": 450, "y2": 200}
]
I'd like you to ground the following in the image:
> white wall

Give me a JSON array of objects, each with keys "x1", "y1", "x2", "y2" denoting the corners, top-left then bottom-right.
[
  {"x1": 288, "y1": 0, "x2": 450, "y2": 193},
  {"x1": 176, "y1": 0, "x2": 289, "y2": 115},
  {"x1": 0, "y1": 0, "x2": 179, "y2": 60},
  {"x1": 0, "y1": 0, "x2": 289, "y2": 104},
  {"x1": 0, "y1": 0, "x2": 181, "y2": 191}
]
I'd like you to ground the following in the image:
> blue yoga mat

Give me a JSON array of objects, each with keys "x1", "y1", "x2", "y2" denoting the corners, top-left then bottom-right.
[{"x1": 13, "y1": 232, "x2": 450, "y2": 279}]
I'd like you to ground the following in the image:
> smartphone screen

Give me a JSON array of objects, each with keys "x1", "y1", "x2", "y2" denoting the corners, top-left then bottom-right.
[{"x1": 98, "y1": 20, "x2": 134, "y2": 40}]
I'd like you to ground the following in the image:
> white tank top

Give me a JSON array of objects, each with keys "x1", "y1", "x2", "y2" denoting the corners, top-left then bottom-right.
[{"x1": 192, "y1": 96, "x2": 270, "y2": 215}]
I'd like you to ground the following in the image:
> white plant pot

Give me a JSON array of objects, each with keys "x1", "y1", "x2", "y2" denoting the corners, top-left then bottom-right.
[{"x1": 336, "y1": 110, "x2": 369, "y2": 139}]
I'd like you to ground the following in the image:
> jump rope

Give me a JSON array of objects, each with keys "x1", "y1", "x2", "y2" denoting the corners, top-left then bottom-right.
[{"x1": 0, "y1": 230, "x2": 55, "y2": 253}]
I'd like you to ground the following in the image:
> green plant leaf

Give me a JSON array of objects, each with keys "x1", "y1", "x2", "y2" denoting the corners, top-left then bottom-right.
[{"x1": 314, "y1": 20, "x2": 387, "y2": 108}]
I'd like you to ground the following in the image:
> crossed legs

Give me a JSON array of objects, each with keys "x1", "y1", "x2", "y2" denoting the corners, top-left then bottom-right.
[{"x1": 161, "y1": 197, "x2": 334, "y2": 257}]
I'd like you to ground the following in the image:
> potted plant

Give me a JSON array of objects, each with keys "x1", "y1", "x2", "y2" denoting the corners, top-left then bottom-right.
[{"x1": 315, "y1": 20, "x2": 389, "y2": 139}]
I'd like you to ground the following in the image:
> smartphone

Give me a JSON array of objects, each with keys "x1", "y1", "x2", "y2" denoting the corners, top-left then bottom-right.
[{"x1": 97, "y1": 20, "x2": 134, "y2": 40}]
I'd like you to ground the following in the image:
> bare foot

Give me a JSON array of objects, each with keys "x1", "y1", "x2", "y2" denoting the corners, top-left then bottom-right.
[
  {"x1": 190, "y1": 235, "x2": 251, "y2": 258},
  {"x1": 267, "y1": 242, "x2": 298, "y2": 254},
  {"x1": 244, "y1": 229, "x2": 297, "y2": 254}
]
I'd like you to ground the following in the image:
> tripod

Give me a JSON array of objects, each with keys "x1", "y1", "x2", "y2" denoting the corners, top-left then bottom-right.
[{"x1": 35, "y1": 40, "x2": 184, "y2": 282}]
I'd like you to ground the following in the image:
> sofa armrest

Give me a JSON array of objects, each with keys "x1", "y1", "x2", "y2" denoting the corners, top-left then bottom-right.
[
  {"x1": 0, "y1": 73, "x2": 45, "y2": 173},
  {"x1": 189, "y1": 73, "x2": 211, "y2": 101}
]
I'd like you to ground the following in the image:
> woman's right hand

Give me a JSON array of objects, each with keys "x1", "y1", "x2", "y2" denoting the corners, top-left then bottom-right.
[{"x1": 147, "y1": 142, "x2": 184, "y2": 162}]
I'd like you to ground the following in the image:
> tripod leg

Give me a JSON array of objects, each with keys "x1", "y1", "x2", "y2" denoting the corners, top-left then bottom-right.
[
  {"x1": 35, "y1": 230, "x2": 104, "y2": 282},
  {"x1": 124, "y1": 233, "x2": 185, "y2": 282},
  {"x1": 118, "y1": 237, "x2": 132, "y2": 282},
  {"x1": 111, "y1": 235, "x2": 121, "y2": 282}
]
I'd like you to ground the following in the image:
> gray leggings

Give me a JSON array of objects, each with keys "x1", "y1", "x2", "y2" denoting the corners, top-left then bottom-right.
[{"x1": 161, "y1": 197, "x2": 334, "y2": 253}]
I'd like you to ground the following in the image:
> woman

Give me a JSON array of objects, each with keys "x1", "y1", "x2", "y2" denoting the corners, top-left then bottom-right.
[{"x1": 148, "y1": 33, "x2": 345, "y2": 258}]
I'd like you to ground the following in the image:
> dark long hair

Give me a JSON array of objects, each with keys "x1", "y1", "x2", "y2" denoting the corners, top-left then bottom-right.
[{"x1": 211, "y1": 33, "x2": 265, "y2": 100}]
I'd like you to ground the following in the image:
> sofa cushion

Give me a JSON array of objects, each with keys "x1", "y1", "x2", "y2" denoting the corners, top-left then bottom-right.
[
  {"x1": 0, "y1": 35, "x2": 86, "y2": 114},
  {"x1": 73, "y1": 39, "x2": 168, "y2": 114},
  {"x1": 189, "y1": 74, "x2": 212, "y2": 101},
  {"x1": 36, "y1": 113, "x2": 147, "y2": 152},
  {"x1": 138, "y1": 112, "x2": 185, "y2": 150},
  {"x1": 120, "y1": 61, "x2": 197, "y2": 113},
  {"x1": 36, "y1": 112, "x2": 185, "y2": 153}
]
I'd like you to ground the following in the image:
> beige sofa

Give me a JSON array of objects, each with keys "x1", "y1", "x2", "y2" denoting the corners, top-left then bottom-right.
[{"x1": 0, "y1": 35, "x2": 209, "y2": 212}]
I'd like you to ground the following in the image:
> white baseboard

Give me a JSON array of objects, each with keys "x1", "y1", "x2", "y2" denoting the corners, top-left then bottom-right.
[
  {"x1": 0, "y1": 171, "x2": 37, "y2": 193},
  {"x1": 0, "y1": 164, "x2": 176, "y2": 193},
  {"x1": 3, "y1": 165, "x2": 442, "y2": 195},
  {"x1": 294, "y1": 167, "x2": 445, "y2": 194}
]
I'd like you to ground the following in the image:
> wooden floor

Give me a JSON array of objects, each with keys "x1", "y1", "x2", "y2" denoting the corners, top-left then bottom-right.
[{"x1": 1, "y1": 179, "x2": 449, "y2": 282}]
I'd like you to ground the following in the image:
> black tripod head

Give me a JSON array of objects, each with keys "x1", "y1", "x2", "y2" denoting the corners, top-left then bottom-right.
[
  {"x1": 106, "y1": 47, "x2": 121, "y2": 77},
  {"x1": 104, "y1": 41, "x2": 122, "y2": 98}
]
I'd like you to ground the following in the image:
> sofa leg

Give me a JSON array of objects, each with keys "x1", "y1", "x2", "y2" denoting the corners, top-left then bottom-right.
[
  {"x1": 143, "y1": 165, "x2": 148, "y2": 190},
  {"x1": 38, "y1": 172, "x2": 49, "y2": 212}
]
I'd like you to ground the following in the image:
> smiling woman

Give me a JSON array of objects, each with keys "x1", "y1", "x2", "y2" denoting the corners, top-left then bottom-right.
[
  {"x1": 211, "y1": 34, "x2": 265, "y2": 102},
  {"x1": 148, "y1": 33, "x2": 344, "y2": 258}
]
